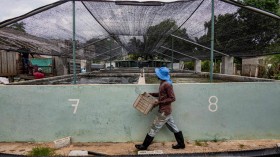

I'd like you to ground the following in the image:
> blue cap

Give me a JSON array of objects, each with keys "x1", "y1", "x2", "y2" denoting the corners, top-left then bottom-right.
[{"x1": 155, "y1": 67, "x2": 172, "y2": 84}]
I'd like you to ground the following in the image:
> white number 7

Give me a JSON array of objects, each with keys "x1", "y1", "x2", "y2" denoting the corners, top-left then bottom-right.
[{"x1": 68, "y1": 99, "x2": 80, "y2": 114}]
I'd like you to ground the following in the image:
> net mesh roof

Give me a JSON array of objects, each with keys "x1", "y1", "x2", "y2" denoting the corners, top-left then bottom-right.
[{"x1": 0, "y1": 0, "x2": 279, "y2": 61}]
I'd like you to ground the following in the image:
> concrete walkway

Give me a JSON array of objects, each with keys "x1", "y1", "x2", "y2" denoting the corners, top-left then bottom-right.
[
  {"x1": 138, "y1": 69, "x2": 146, "y2": 84},
  {"x1": 0, "y1": 140, "x2": 280, "y2": 156}
]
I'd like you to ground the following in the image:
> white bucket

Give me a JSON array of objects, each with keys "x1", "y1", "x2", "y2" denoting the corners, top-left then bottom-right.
[{"x1": 53, "y1": 136, "x2": 71, "y2": 148}]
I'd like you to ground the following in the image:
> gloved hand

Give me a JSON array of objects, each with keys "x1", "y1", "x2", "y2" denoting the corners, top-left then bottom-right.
[
  {"x1": 152, "y1": 100, "x2": 159, "y2": 109},
  {"x1": 154, "y1": 99, "x2": 159, "y2": 105}
]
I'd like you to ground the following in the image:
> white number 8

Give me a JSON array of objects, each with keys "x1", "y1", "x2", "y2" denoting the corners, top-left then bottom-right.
[{"x1": 208, "y1": 96, "x2": 218, "y2": 112}]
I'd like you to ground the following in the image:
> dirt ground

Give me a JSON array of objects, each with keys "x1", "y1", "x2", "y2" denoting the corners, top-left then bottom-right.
[{"x1": 0, "y1": 140, "x2": 280, "y2": 156}]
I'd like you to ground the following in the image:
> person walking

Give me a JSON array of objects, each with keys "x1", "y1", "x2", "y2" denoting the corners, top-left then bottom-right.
[{"x1": 135, "y1": 67, "x2": 185, "y2": 150}]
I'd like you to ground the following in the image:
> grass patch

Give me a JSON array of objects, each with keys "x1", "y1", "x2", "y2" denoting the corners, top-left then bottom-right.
[
  {"x1": 208, "y1": 136, "x2": 227, "y2": 143},
  {"x1": 194, "y1": 140, "x2": 208, "y2": 147},
  {"x1": 27, "y1": 146, "x2": 57, "y2": 156},
  {"x1": 239, "y1": 144, "x2": 245, "y2": 149},
  {"x1": 145, "y1": 76, "x2": 159, "y2": 84}
]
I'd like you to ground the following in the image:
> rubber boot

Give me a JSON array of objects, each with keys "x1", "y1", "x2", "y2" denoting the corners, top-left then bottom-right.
[
  {"x1": 135, "y1": 134, "x2": 154, "y2": 150},
  {"x1": 172, "y1": 131, "x2": 185, "y2": 149}
]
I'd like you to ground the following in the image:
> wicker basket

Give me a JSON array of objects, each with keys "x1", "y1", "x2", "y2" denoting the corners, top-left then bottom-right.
[{"x1": 133, "y1": 92, "x2": 157, "y2": 115}]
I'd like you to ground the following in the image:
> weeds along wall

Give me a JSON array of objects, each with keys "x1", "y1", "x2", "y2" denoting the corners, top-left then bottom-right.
[{"x1": 0, "y1": 83, "x2": 280, "y2": 142}]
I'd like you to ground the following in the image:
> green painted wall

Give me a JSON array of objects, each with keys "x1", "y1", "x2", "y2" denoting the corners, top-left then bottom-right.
[{"x1": 0, "y1": 83, "x2": 280, "y2": 142}]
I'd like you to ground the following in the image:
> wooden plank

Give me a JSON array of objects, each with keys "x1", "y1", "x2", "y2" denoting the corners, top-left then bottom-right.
[
  {"x1": 11, "y1": 53, "x2": 16, "y2": 75},
  {"x1": 7, "y1": 52, "x2": 11, "y2": 75},
  {"x1": 12, "y1": 53, "x2": 16, "y2": 74},
  {"x1": 2, "y1": 51, "x2": 7, "y2": 75},
  {"x1": 0, "y1": 51, "x2": 2, "y2": 74},
  {"x1": 0, "y1": 52, "x2": 17, "y2": 76},
  {"x1": 133, "y1": 95, "x2": 142, "y2": 107},
  {"x1": 133, "y1": 93, "x2": 155, "y2": 115}
]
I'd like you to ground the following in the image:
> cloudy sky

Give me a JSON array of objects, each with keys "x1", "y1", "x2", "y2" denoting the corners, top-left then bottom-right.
[
  {"x1": 0, "y1": 0, "x2": 59, "y2": 22},
  {"x1": 0, "y1": 0, "x2": 181, "y2": 22}
]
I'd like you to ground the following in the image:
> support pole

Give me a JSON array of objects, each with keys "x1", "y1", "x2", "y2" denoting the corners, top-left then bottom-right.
[
  {"x1": 72, "y1": 0, "x2": 77, "y2": 84},
  {"x1": 210, "y1": 0, "x2": 215, "y2": 83},
  {"x1": 109, "y1": 37, "x2": 112, "y2": 71},
  {"x1": 171, "y1": 36, "x2": 174, "y2": 71}
]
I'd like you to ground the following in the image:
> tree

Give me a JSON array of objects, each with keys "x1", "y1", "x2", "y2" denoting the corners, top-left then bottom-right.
[
  {"x1": 239, "y1": 0, "x2": 280, "y2": 53},
  {"x1": 198, "y1": 0, "x2": 280, "y2": 56},
  {"x1": 242, "y1": 0, "x2": 280, "y2": 14},
  {"x1": 144, "y1": 19, "x2": 176, "y2": 53},
  {"x1": 127, "y1": 19, "x2": 179, "y2": 54},
  {"x1": 8, "y1": 22, "x2": 26, "y2": 32},
  {"x1": 238, "y1": 0, "x2": 280, "y2": 53},
  {"x1": 127, "y1": 37, "x2": 144, "y2": 54},
  {"x1": 127, "y1": 19, "x2": 194, "y2": 60}
]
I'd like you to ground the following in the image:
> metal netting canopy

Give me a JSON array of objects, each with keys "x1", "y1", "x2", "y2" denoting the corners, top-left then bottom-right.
[{"x1": 0, "y1": 0, "x2": 279, "y2": 61}]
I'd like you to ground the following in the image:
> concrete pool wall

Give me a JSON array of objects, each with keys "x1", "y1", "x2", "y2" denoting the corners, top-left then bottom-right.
[{"x1": 0, "y1": 82, "x2": 280, "y2": 142}]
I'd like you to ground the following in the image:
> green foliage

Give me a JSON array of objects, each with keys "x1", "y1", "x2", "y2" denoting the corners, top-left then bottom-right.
[
  {"x1": 8, "y1": 22, "x2": 26, "y2": 32},
  {"x1": 127, "y1": 54, "x2": 141, "y2": 60},
  {"x1": 266, "y1": 54, "x2": 280, "y2": 79},
  {"x1": 127, "y1": 19, "x2": 177, "y2": 54},
  {"x1": 256, "y1": 55, "x2": 280, "y2": 79},
  {"x1": 243, "y1": 0, "x2": 280, "y2": 14},
  {"x1": 165, "y1": 26, "x2": 193, "y2": 54},
  {"x1": 209, "y1": 135, "x2": 227, "y2": 143},
  {"x1": 127, "y1": 19, "x2": 193, "y2": 57},
  {"x1": 199, "y1": 0, "x2": 280, "y2": 56},
  {"x1": 201, "y1": 60, "x2": 210, "y2": 72},
  {"x1": 27, "y1": 147, "x2": 57, "y2": 156},
  {"x1": 92, "y1": 60, "x2": 101, "y2": 63},
  {"x1": 145, "y1": 76, "x2": 159, "y2": 84},
  {"x1": 128, "y1": 37, "x2": 145, "y2": 53},
  {"x1": 213, "y1": 59, "x2": 221, "y2": 73},
  {"x1": 258, "y1": 65, "x2": 267, "y2": 78},
  {"x1": 234, "y1": 57, "x2": 242, "y2": 64},
  {"x1": 127, "y1": 53, "x2": 155, "y2": 60},
  {"x1": 267, "y1": 54, "x2": 280, "y2": 64},
  {"x1": 144, "y1": 19, "x2": 176, "y2": 53},
  {"x1": 184, "y1": 61, "x2": 194, "y2": 70}
]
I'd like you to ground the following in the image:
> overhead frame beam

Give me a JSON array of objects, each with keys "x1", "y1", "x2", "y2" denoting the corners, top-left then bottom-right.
[
  {"x1": 0, "y1": 48, "x2": 87, "y2": 59},
  {"x1": 154, "y1": 50, "x2": 180, "y2": 61},
  {"x1": 94, "y1": 46, "x2": 121, "y2": 58},
  {"x1": 81, "y1": 2, "x2": 131, "y2": 54},
  {"x1": 221, "y1": 0, "x2": 280, "y2": 20},
  {"x1": 150, "y1": 0, "x2": 205, "y2": 55},
  {"x1": 160, "y1": 46, "x2": 199, "y2": 60},
  {"x1": 171, "y1": 34, "x2": 229, "y2": 56},
  {"x1": 103, "y1": 52, "x2": 123, "y2": 61},
  {"x1": 115, "y1": 1, "x2": 165, "y2": 6},
  {"x1": 80, "y1": 36, "x2": 110, "y2": 49},
  {"x1": 0, "y1": 1, "x2": 66, "y2": 28}
]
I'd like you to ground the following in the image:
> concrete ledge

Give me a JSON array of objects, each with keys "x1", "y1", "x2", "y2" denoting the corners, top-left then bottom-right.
[
  {"x1": 198, "y1": 72, "x2": 279, "y2": 82},
  {"x1": 7, "y1": 73, "x2": 89, "y2": 85}
]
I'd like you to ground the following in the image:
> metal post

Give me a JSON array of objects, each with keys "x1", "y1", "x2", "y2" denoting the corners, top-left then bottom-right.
[
  {"x1": 210, "y1": 0, "x2": 215, "y2": 83},
  {"x1": 109, "y1": 38, "x2": 112, "y2": 71},
  {"x1": 72, "y1": 0, "x2": 77, "y2": 84},
  {"x1": 171, "y1": 36, "x2": 174, "y2": 72}
]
